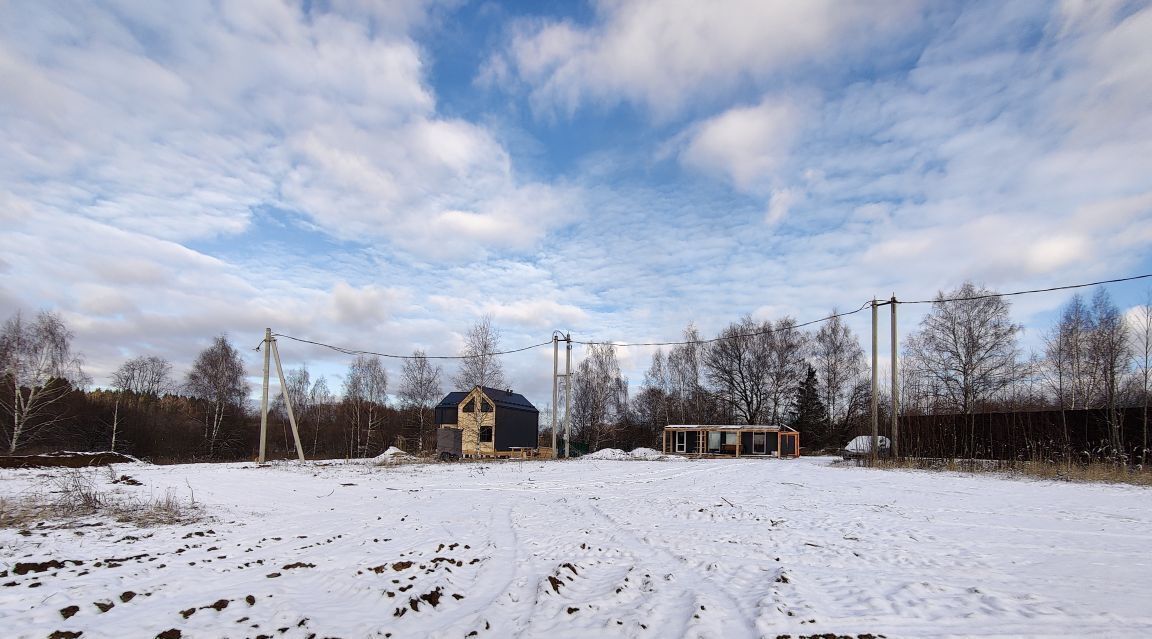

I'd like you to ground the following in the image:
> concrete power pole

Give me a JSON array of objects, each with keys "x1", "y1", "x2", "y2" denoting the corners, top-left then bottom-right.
[
  {"x1": 259, "y1": 327, "x2": 271, "y2": 464},
  {"x1": 871, "y1": 300, "x2": 879, "y2": 465},
  {"x1": 890, "y1": 296, "x2": 899, "y2": 459},
  {"x1": 552, "y1": 334, "x2": 559, "y2": 457},
  {"x1": 565, "y1": 333, "x2": 572, "y2": 459}
]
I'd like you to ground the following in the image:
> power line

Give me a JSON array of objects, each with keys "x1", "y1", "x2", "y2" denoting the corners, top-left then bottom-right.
[
  {"x1": 261, "y1": 272, "x2": 1152, "y2": 359},
  {"x1": 899, "y1": 273, "x2": 1152, "y2": 305},
  {"x1": 270, "y1": 333, "x2": 555, "y2": 361},
  {"x1": 573, "y1": 300, "x2": 875, "y2": 348}
]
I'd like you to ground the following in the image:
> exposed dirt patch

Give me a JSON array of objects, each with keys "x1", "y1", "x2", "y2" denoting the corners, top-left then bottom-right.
[
  {"x1": 204, "y1": 599, "x2": 230, "y2": 611},
  {"x1": 60, "y1": 605, "x2": 80, "y2": 619},
  {"x1": 47, "y1": 631, "x2": 83, "y2": 639},
  {"x1": 0, "y1": 451, "x2": 138, "y2": 468},
  {"x1": 14, "y1": 559, "x2": 83, "y2": 574},
  {"x1": 156, "y1": 630, "x2": 182, "y2": 639},
  {"x1": 547, "y1": 576, "x2": 564, "y2": 593},
  {"x1": 94, "y1": 601, "x2": 114, "y2": 613},
  {"x1": 120, "y1": 591, "x2": 137, "y2": 603},
  {"x1": 245, "y1": 595, "x2": 256, "y2": 605},
  {"x1": 282, "y1": 562, "x2": 315, "y2": 569}
]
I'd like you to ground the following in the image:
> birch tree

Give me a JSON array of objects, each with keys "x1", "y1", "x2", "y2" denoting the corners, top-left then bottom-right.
[
  {"x1": 343, "y1": 355, "x2": 388, "y2": 457},
  {"x1": 452, "y1": 316, "x2": 506, "y2": 391},
  {"x1": 0, "y1": 310, "x2": 87, "y2": 453},
  {"x1": 572, "y1": 343, "x2": 628, "y2": 450},
  {"x1": 185, "y1": 335, "x2": 247, "y2": 457},
  {"x1": 398, "y1": 350, "x2": 442, "y2": 451}
]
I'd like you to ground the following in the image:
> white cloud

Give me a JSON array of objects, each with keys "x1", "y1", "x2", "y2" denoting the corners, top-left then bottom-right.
[
  {"x1": 496, "y1": 0, "x2": 920, "y2": 118},
  {"x1": 0, "y1": 1, "x2": 573, "y2": 252},
  {"x1": 679, "y1": 99, "x2": 802, "y2": 190}
]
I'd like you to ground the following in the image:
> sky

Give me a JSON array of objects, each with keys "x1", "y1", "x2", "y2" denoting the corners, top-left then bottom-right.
[{"x1": 2, "y1": 0, "x2": 1152, "y2": 409}]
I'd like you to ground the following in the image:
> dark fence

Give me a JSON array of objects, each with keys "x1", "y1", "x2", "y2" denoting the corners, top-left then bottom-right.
[{"x1": 880, "y1": 407, "x2": 1150, "y2": 462}]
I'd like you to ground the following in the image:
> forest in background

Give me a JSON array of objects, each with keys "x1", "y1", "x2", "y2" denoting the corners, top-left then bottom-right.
[{"x1": 2, "y1": 282, "x2": 1150, "y2": 464}]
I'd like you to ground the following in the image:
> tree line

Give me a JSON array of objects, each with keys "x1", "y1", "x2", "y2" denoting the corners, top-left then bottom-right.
[
  {"x1": 565, "y1": 283, "x2": 1152, "y2": 463},
  {"x1": 3, "y1": 284, "x2": 1151, "y2": 462},
  {"x1": 0, "y1": 313, "x2": 508, "y2": 461}
]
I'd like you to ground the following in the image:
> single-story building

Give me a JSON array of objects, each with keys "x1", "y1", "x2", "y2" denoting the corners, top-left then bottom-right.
[
  {"x1": 434, "y1": 386, "x2": 539, "y2": 457},
  {"x1": 661, "y1": 425, "x2": 800, "y2": 458}
]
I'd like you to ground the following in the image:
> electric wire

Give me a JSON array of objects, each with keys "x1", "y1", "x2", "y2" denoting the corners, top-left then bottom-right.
[
  {"x1": 261, "y1": 272, "x2": 1152, "y2": 359},
  {"x1": 898, "y1": 273, "x2": 1152, "y2": 305}
]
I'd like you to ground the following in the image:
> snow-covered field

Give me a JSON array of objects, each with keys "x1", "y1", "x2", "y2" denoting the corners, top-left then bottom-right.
[{"x1": 2, "y1": 456, "x2": 1151, "y2": 638}]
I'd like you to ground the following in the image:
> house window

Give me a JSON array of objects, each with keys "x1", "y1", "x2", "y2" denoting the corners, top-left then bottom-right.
[
  {"x1": 724, "y1": 432, "x2": 738, "y2": 445},
  {"x1": 481, "y1": 400, "x2": 492, "y2": 412},
  {"x1": 675, "y1": 431, "x2": 686, "y2": 453},
  {"x1": 479, "y1": 426, "x2": 493, "y2": 443},
  {"x1": 463, "y1": 400, "x2": 475, "y2": 412}
]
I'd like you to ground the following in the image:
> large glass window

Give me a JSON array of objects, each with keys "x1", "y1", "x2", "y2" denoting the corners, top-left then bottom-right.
[
  {"x1": 675, "y1": 431, "x2": 686, "y2": 453},
  {"x1": 707, "y1": 432, "x2": 721, "y2": 451},
  {"x1": 463, "y1": 400, "x2": 475, "y2": 412},
  {"x1": 479, "y1": 426, "x2": 493, "y2": 443}
]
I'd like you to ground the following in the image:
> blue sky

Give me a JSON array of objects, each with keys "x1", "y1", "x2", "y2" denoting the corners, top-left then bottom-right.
[{"x1": 2, "y1": 0, "x2": 1152, "y2": 406}]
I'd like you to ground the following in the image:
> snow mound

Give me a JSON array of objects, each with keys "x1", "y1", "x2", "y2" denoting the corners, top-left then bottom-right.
[
  {"x1": 582, "y1": 447, "x2": 690, "y2": 462},
  {"x1": 372, "y1": 447, "x2": 416, "y2": 465},
  {"x1": 583, "y1": 448, "x2": 630, "y2": 460}
]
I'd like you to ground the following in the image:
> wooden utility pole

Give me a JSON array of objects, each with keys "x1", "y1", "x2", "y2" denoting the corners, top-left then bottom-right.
[
  {"x1": 565, "y1": 333, "x2": 572, "y2": 459},
  {"x1": 259, "y1": 328, "x2": 271, "y2": 464},
  {"x1": 890, "y1": 296, "x2": 899, "y2": 458},
  {"x1": 552, "y1": 334, "x2": 559, "y2": 457},
  {"x1": 871, "y1": 299, "x2": 879, "y2": 464}
]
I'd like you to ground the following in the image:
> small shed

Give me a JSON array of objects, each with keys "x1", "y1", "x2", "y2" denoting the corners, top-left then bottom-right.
[
  {"x1": 434, "y1": 386, "x2": 539, "y2": 457},
  {"x1": 661, "y1": 425, "x2": 800, "y2": 458}
]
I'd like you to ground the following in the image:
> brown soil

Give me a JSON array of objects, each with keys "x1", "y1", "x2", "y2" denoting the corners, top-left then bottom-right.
[{"x1": 0, "y1": 452, "x2": 139, "y2": 468}]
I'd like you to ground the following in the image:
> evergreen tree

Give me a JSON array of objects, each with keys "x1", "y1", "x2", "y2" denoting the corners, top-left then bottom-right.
[{"x1": 789, "y1": 366, "x2": 831, "y2": 449}]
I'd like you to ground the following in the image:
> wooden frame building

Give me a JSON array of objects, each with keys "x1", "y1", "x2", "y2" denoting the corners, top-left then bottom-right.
[
  {"x1": 661, "y1": 425, "x2": 800, "y2": 458},
  {"x1": 434, "y1": 386, "x2": 539, "y2": 457}
]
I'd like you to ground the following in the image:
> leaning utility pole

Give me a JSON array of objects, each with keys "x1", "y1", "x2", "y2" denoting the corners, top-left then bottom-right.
[
  {"x1": 871, "y1": 299, "x2": 879, "y2": 465},
  {"x1": 565, "y1": 333, "x2": 572, "y2": 459},
  {"x1": 890, "y1": 296, "x2": 899, "y2": 459},
  {"x1": 552, "y1": 333, "x2": 559, "y2": 457}
]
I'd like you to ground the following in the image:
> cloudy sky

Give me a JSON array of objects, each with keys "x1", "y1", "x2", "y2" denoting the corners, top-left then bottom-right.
[{"x1": 3, "y1": 0, "x2": 1152, "y2": 406}]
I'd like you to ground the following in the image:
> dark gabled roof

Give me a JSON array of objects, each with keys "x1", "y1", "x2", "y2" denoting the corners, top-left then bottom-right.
[{"x1": 434, "y1": 386, "x2": 538, "y2": 413}]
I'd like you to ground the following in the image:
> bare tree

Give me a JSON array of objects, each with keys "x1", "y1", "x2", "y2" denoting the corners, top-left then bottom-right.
[
  {"x1": 1131, "y1": 291, "x2": 1152, "y2": 464},
  {"x1": 903, "y1": 282, "x2": 1022, "y2": 414},
  {"x1": 704, "y1": 316, "x2": 773, "y2": 424},
  {"x1": 666, "y1": 324, "x2": 705, "y2": 423},
  {"x1": 308, "y1": 375, "x2": 333, "y2": 456},
  {"x1": 572, "y1": 343, "x2": 628, "y2": 450},
  {"x1": 452, "y1": 316, "x2": 507, "y2": 391},
  {"x1": 813, "y1": 312, "x2": 865, "y2": 422},
  {"x1": 0, "y1": 310, "x2": 88, "y2": 453},
  {"x1": 1043, "y1": 294, "x2": 1095, "y2": 409},
  {"x1": 343, "y1": 355, "x2": 388, "y2": 457},
  {"x1": 112, "y1": 355, "x2": 173, "y2": 398},
  {"x1": 185, "y1": 334, "x2": 248, "y2": 457},
  {"x1": 1088, "y1": 288, "x2": 1129, "y2": 452},
  {"x1": 398, "y1": 350, "x2": 443, "y2": 452},
  {"x1": 764, "y1": 317, "x2": 810, "y2": 425},
  {"x1": 276, "y1": 365, "x2": 313, "y2": 455}
]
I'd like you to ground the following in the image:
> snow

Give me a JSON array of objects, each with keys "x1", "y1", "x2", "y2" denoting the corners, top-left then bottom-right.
[
  {"x1": 583, "y1": 447, "x2": 688, "y2": 461},
  {"x1": 2, "y1": 457, "x2": 1151, "y2": 638},
  {"x1": 372, "y1": 446, "x2": 415, "y2": 464}
]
